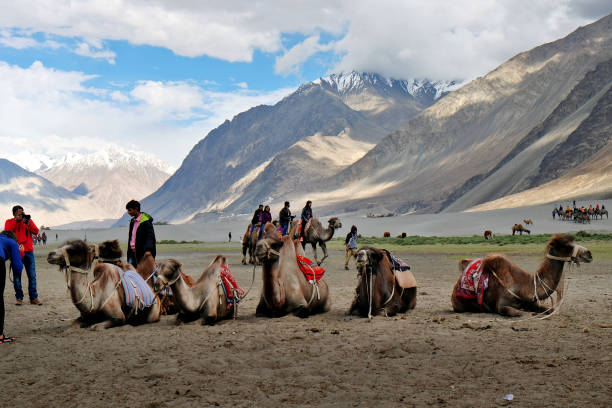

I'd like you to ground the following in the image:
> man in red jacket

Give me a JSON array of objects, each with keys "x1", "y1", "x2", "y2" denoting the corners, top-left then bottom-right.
[{"x1": 4, "y1": 205, "x2": 42, "y2": 306}]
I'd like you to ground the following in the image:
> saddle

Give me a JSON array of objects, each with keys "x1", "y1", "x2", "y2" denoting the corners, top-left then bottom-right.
[
  {"x1": 219, "y1": 265, "x2": 244, "y2": 303},
  {"x1": 455, "y1": 259, "x2": 488, "y2": 305},
  {"x1": 118, "y1": 267, "x2": 156, "y2": 311},
  {"x1": 297, "y1": 256, "x2": 325, "y2": 283},
  {"x1": 383, "y1": 250, "x2": 417, "y2": 289}
]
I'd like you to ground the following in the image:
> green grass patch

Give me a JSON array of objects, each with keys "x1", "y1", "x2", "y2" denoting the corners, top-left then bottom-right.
[{"x1": 157, "y1": 240, "x2": 204, "y2": 245}]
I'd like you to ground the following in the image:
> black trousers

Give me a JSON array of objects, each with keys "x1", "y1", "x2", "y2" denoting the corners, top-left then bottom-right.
[{"x1": 0, "y1": 261, "x2": 6, "y2": 335}]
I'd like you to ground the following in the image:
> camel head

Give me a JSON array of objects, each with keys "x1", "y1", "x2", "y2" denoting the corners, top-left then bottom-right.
[
  {"x1": 355, "y1": 247, "x2": 383, "y2": 275},
  {"x1": 47, "y1": 239, "x2": 95, "y2": 270},
  {"x1": 97, "y1": 239, "x2": 122, "y2": 262},
  {"x1": 255, "y1": 224, "x2": 283, "y2": 262},
  {"x1": 328, "y1": 217, "x2": 342, "y2": 230},
  {"x1": 153, "y1": 259, "x2": 182, "y2": 292},
  {"x1": 546, "y1": 234, "x2": 592, "y2": 264}
]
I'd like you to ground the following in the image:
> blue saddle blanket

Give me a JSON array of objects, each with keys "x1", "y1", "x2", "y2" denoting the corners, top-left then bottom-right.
[{"x1": 119, "y1": 267, "x2": 156, "y2": 310}]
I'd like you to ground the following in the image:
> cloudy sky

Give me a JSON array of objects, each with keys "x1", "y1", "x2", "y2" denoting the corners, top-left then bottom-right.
[{"x1": 0, "y1": 0, "x2": 609, "y2": 169}]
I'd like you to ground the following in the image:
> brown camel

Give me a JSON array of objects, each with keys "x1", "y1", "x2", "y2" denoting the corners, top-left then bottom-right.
[
  {"x1": 512, "y1": 224, "x2": 530, "y2": 235},
  {"x1": 255, "y1": 222, "x2": 331, "y2": 318},
  {"x1": 451, "y1": 234, "x2": 592, "y2": 316},
  {"x1": 47, "y1": 240, "x2": 161, "y2": 329},
  {"x1": 483, "y1": 230, "x2": 493, "y2": 240},
  {"x1": 348, "y1": 247, "x2": 417, "y2": 319},
  {"x1": 96, "y1": 239, "x2": 194, "y2": 315},
  {"x1": 523, "y1": 219, "x2": 533, "y2": 225},
  {"x1": 241, "y1": 222, "x2": 260, "y2": 265},
  {"x1": 383, "y1": 232, "x2": 391, "y2": 238},
  {"x1": 154, "y1": 255, "x2": 240, "y2": 325},
  {"x1": 300, "y1": 217, "x2": 342, "y2": 265}
]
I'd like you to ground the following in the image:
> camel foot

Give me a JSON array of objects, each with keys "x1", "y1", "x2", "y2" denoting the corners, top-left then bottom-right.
[
  {"x1": 293, "y1": 306, "x2": 310, "y2": 319},
  {"x1": 499, "y1": 306, "x2": 525, "y2": 317},
  {"x1": 89, "y1": 319, "x2": 123, "y2": 330},
  {"x1": 202, "y1": 315, "x2": 217, "y2": 325}
]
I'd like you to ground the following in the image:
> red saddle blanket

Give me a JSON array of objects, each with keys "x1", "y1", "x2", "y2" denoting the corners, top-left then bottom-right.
[
  {"x1": 297, "y1": 256, "x2": 325, "y2": 283},
  {"x1": 455, "y1": 259, "x2": 488, "y2": 306},
  {"x1": 220, "y1": 265, "x2": 244, "y2": 300}
]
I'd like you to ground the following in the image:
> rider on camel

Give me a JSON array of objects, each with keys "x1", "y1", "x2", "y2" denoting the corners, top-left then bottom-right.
[{"x1": 300, "y1": 200, "x2": 313, "y2": 238}]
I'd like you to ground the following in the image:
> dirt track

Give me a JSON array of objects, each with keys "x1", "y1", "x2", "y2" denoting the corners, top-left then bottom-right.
[{"x1": 1, "y1": 244, "x2": 611, "y2": 407}]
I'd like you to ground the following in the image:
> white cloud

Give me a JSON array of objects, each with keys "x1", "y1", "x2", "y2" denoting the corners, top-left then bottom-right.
[
  {"x1": 74, "y1": 42, "x2": 116, "y2": 64},
  {"x1": 0, "y1": 61, "x2": 292, "y2": 167},
  {"x1": 236, "y1": 82, "x2": 248, "y2": 89},
  {"x1": 0, "y1": 1, "x2": 608, "y2": 80}
]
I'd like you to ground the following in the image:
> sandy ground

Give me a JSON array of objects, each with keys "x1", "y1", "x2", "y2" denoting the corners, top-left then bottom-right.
[{"x1": 1, "y1": 242, "x2": 611, "y2": 407}]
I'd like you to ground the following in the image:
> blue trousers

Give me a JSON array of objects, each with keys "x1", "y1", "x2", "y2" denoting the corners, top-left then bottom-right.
[{"x1": 13, "y1": 251, "x2": 38, "y2": 301}]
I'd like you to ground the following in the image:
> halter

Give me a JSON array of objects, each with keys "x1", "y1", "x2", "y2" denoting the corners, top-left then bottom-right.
[
  {"x1": 153, "y1": 269, "x2": 182, "y2": 294},
  {"x1": 357, "y1": 254, "x2": 395, "y2": 320},
  {"x1": 545, "y1": 243, "x2": 581, "y2": 263}
]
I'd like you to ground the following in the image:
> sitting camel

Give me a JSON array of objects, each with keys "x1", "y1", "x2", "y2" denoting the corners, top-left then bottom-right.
[
  {"x1": 483, "y1": 230, "x2": 493, "y2": 240},
  {"x1": 47, "y1": 240, "x2": 161, "y2": 329},
  {"x1": 255, "y1": 222, "x2": 331, "y2": 318},
  {"x1": 348, "y1": 247, "x2": 417, "y2": 319},
  {"x1": 154, "y1": 255, "x2": 242, "y2": 325},
  {"x1": 512, "y1": 224, "x2": 530, "y2": 235},
  {"x1": 300, "y1": 217, "x2": 342, "y2": 265},
  {"x1": 451, "y1": 234, "x2": 592, "y2": 316}
]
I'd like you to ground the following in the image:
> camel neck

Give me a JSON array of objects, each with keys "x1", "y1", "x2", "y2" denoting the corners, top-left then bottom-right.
[{"x1": 534, "y1": 258, "x2": 565, "y2": 300}]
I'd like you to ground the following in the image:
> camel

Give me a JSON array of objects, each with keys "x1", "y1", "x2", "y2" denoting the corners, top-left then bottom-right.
[
  {"x1": 601, "y1": 209, "x2": 609, "y2": 219},
  {"x1": 483, "y1": 230, "x2": 493, "y2": 240},
  {"x1": 348, "y1": 247, "x2": 417, "y2": 319},
  {"x1": 47, "y1": 240, "x2": 161, "y2": 329},
  {"x1": 383, "y1": 232, "x2": 391, "y2": 238},
  {"x1": 512, "y1": 224, "x2": 530, "y2": 235},
  {"x1": 300, "y1": 217, "x2": 342, "y2": 265},
  {"x1": 451, "y1": 234, "x2": 592, "y2": 316},
  {"x1": 154, "y1": 255, "x2": 241, "y2": 325},
  {"x1": 95, "y1": 239, "x2": 194, "y2": 315},
  {"x1": 241, "y1": 222, "x2": 261, "y2": 265},
  {"x1": 255, "y1": 222, "x2": 331, "y2": 318},
  {"x1": 523, "y1": 219, "x2": 533, "y2": 225}
]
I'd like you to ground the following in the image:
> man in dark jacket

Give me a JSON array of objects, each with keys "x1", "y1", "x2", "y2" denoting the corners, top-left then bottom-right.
[
  {"x1": 279, "y1": 201, "x2": 294, "y2": 236},
  {"x1": 300, "y1": 200, "x2": 313, "y2": 237},
  {"x1": 126, "y1": 200, "x2": 156, "y2": 268}
]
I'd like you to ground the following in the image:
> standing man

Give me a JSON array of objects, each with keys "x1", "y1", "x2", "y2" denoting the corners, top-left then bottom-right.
[
  {"x1": 126, "y1": 200, "x2": 156, "y2": 269},
  {"x1": 344, "y1": 225, "x2": 358, "y2": 270},
  {"x1": 300, "y1": 200, "x2": 313, "y2": 237},
  {"x1": 5, "y1": 205, "x2": 41, "y2": 306},
  {"x1": 1, "y1": 230, "x2": 23, "y2": 343},
  {"x1": 279, "y1": 201, "x2": 294, "y2": 236},
  {"x1": 228, "y1": 232, "x2": 232, "y2": 243}
]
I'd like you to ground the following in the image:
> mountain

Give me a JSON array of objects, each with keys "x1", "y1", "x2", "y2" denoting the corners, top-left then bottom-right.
[
  {"x1": 38, "y1": 146, "x2": 173, "y2": 218},
  {"x1": 133, "y1": 72, "x2": 453, "y2": 224},
  {"x1": 300, "y1": 14, "x2": 612, "y2": 215},
  {"x1": 0, "y1": 158, "x2": 108, "y2": 227}
]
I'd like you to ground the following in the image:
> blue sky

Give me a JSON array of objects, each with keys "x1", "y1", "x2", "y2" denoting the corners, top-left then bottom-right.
[{"x1": 0, "y1": 1, "x2": 608, "y2": 169}]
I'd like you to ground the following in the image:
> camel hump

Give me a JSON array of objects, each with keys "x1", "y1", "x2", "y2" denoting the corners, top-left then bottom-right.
[
  {"x1": 458, "y1": 258, "x2": 472, "y2": 272},
  {"x1": 395, "y1": 269, "x2": 417, "y2": 289}
]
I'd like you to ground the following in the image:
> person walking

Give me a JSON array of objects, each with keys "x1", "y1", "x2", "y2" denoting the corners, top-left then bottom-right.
[
  {"x1": 4, "y1": 205, "x2": 41, "y2": 306},
  {"x1": 126, "y1": 200, "x2": 156, "y2": 269},
  {"x1": 228, "y1": 232, "x2": 232, "y2": 243},
  {"x1": 344, "y1": 225, "x2": 358, "y2": 270},
  {"x1": 1, "y1": 230, "x2": 23, "y2": 343},
  {"x1": 300, "y1": 200, "x2": 313, "y2": 237},
  {"x1": 279, "y1": 201, "x2": 294, "y2": 236}
]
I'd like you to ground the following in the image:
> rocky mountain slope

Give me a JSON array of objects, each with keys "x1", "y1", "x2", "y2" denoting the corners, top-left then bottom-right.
[
  {"x1": 0, "y1": 159, "x2": 108, "y2": 227},
  {"x1": 134, "y1": 72, "x2": 452, "y2": 223},
  {"x1": 38, "y1": 146, "x2": 173, "y2": 218},
  {"x1": 301, "y1": 14, "x2": 612, "y2": 215}
]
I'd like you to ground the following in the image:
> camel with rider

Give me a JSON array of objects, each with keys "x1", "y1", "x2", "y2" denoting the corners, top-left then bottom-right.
[{"x1": 299, "y1": 217, "x2": 342, "y2": 265}]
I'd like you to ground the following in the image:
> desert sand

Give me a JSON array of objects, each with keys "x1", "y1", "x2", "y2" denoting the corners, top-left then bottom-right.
[{"x1": 1, "y1": 237, "x2": 611, "y2": 407}]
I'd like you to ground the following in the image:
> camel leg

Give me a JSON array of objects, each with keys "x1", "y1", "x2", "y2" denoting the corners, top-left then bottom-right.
[
  {"x1": 241, "y1": 245, "x2": 247, "y2": 265},
  {"x1": 496, "y1": 299, "x2": 525, "y2": 317},
  {"x1": 146, "y1": 302, "x2": 161, "y2": 323},
  {"x1": 311, "y1": 243, "x2": 319, "y2": 265},
  {"x1": 293, "y1": 304, "x2": 310, "y2": 318},
  {"x1": 91, "y1": 299, "x2": 126, "y2": 330},
  {"x1": 317, "y1": 242, "x2": 328, "y2": 266},
  {"x1": 255, "y1": 295, "x2": 272, "y2": 317}
]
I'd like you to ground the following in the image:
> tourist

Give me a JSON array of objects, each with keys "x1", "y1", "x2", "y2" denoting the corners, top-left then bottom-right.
[
  {"x1": 4, "y1": 205, "x2": 42, "y2": 306},
  {"x1": 300, "y1": 200, "x2": 313, "y2": 237},
  {"x1": 279, "y1": 201, "x2": 294, "y2": 236},
  {"x1": 126, "y1": 200, "x2": 156, "y2": 269},
  {"x1": 0, "y1": 231, "x2": 23, "y2": 344},
  {"x1": 344, "y1": 225, "x2": 358, "y2": 270},
  {"x1": 258, "y1": 205, "x2": 272, "y2": 239}
]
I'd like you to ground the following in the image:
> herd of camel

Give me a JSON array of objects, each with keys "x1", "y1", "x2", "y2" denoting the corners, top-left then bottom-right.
[{"x1": 46, "y1": 217, "x2": 593, "y2": 330}]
